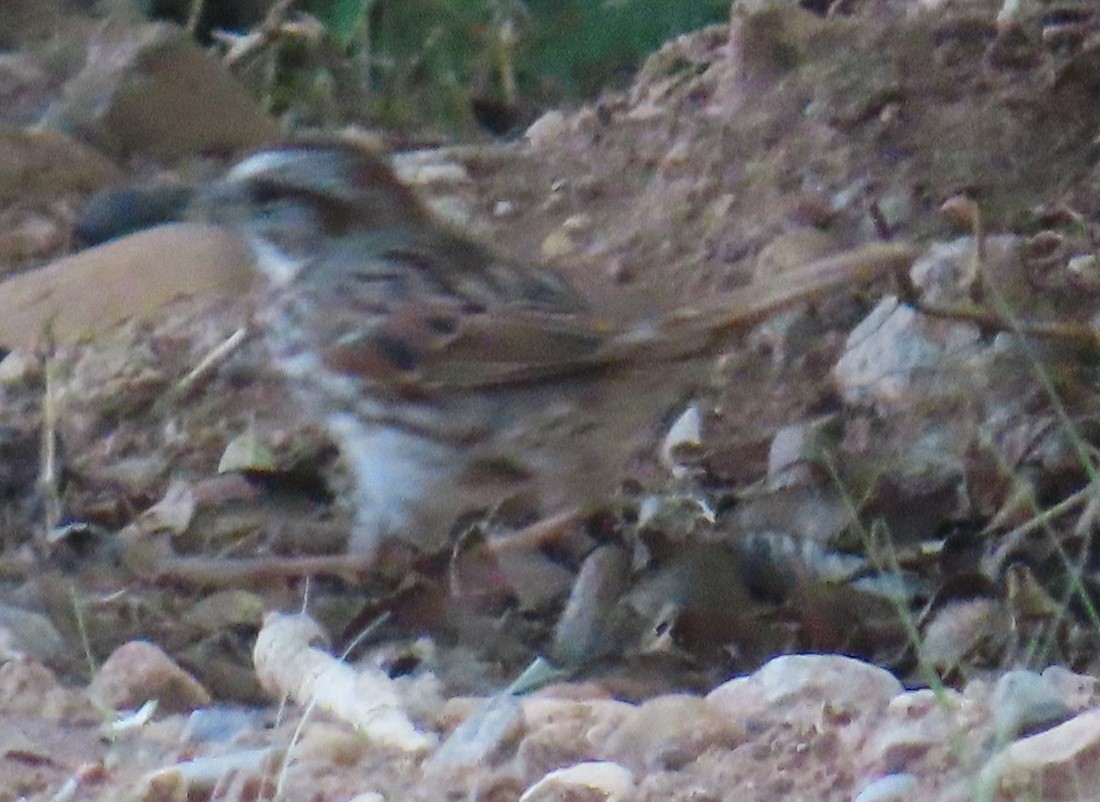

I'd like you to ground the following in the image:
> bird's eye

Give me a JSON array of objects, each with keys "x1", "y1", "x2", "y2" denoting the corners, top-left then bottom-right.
[{"x1": 249, "y1": 181, "x2": 285, "y2": 206}]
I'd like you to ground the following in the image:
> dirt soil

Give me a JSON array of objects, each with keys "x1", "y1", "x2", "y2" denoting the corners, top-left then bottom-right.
[{"x1": 4, "y1": 0, "x2": 1100, "y2": 799}]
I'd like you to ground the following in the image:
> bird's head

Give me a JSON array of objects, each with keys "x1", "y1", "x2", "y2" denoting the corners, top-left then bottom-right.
[
  {"x1": 192, "y1": 141, "x2": 430, "y2": 267},
  {"x1": 194, "y1": 139, "x2": 585, "y2": 312}
]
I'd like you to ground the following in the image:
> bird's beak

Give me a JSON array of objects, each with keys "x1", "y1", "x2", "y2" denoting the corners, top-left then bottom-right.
[{"x1": 187, "y1": 176, "x2": 252, "y2": 227}]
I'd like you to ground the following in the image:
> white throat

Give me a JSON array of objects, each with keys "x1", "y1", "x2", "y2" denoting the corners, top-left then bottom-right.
[{"x1": 250, "y1": 236, "x2": 307, "y2": 287}]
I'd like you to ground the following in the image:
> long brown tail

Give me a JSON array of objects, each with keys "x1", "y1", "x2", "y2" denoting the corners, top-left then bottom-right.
[{"x1": 614, "y1": 241, "x2": 918, "y2": 360}]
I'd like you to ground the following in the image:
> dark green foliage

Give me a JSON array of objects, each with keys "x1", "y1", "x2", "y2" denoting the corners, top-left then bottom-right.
[
  {"x1": 303, "y1": 0, "x2": 729, "y2": 133},
  {"x1": 142, "y1": 0, "x2": 729, "y2": 131},
  {"x1": 522, "y1": 0, "x2": 729, "y2": 99}
]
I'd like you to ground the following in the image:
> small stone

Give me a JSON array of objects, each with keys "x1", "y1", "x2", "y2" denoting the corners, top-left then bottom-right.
[
  {"x1": 182, "y1": 707, "x2": 259, "y2": 744},
  {"x1": 853, "y1": 773, "x2": 918, "y2": 802},
  {"x1": 129, "y1": 768, "x2": 187, "y2": 802},
  {"x1": 832, "y1": 296, "x2": 980, "y2": 407},
  {"x1": 705, "y1": 193, "x2": 735, "y2": 228},
  {"x1": 400, "y1": 161, "x2": 470, "y2": 186},
  {"x1": 525, "y1": 110, "x2": 568, "y2": 147},
  {"x1": 89, "y1": 640, "x2": 212, "y2": 714},
  {"x1": 43, "y1": 23, "x2": 277, "y2": 161},
  {"x1": 292, "y1": 720, "x2": 372, "y2": 766},
  {"x1": 707, "y1": 654, "x2": 902, "y2": 723},
  {"x1": 0, "y1": 603, "x2": 65, "y2": 662},
  {"x1": 517, "y1": 697, "x2": 634, "y2": 782},
  {"x1": 428, "y1": 693, "x2": 524, "y2": 768},
  {"x1": 939, "y1": 194, "x2": 980, "y2": 232},
  {"x1": 0, "y1": 660, "x2": 98, "y2": 721},
  {"x1": 0, "y1": 350, "x2": 39, "y2": 384},
  {"x1": 0, "y1": 212, "x2": 64, "y2": 264},
  {"x1": 599, "y1": 694, "x2": 744, "y2": 772},
  {"x1": 919, "y1": 598, "x2": 1009, "y2": 673},
  {"x1": 0, "y1": 126, "x2": 119, "y2": 204},
  {"x1": 660, "y1": 405, "x2": 702, "y2": 474},
  {"x1": 219, "y1": 428, "x2": 277, "y2": 474},
  {"x1": 1041, "y1": 666, "x2": 1097, "y2": 711},
  {"x1": 606, "y1": 257, "x2": 633, "y2": 284},
  {"x1": 992, "y1": 670, "x2": 1072, "y2": 743},
  {"x1": 562, "y1": 214, "x2": 592, "y2": 233},
  {"x1": 541, "y1": 230, "x2": 576, "y2": 259},
  {"x1": 1067, "y1": 253, "x2": 1100, "y2": 288},
  {"x1": 182, "y1": 591, "x2": 266, "y2": 632},
  {"x1": 767, "y1": 422, "x2": 816, "y2": 489},
  {"x1": 869, "y1": 688, "x2": 972, "y2": 773},
  {"x1": 979, "y1": 708, "x2": 1100, "y2": 799},
  {"x1": 661, "y1": 141, "x2": 691, "y2": 169},
  {"x1": 0, "y1": 222, "x2": 256, "y2": 349},
  {"x1": 520, "y1": 761, "x2": 634, "y2": 802},
  {"x1": 732, "y1": 0, "x2": 801, "y2": 14}
]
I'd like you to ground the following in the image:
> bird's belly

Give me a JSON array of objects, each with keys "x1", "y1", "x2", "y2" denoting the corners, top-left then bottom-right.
[
  {"x1": 324, "y1": 389, "x2": 616, "y2": 555},
  {"x1": 324, "y1": 411, "x2": 462, "y2": 554},
  {"x1": 263, "y1": 306, "x2": 692, "y2": 553}
]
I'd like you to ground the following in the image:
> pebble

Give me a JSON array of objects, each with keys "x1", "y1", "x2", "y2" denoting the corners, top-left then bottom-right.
[
  {"x1": 541, "y1": 229, "x2": 576, "y2": 259},
  {"x1": 428, "y1": 692, "x2": 524, "y2": 768},
  {"x1": 599, "y1": 694, "x2": 744, "y2": 772},
  {"x1": 833, "y1": 297, "x2": 979, "y2": 407},
  {"x1": 853, "y1": 773, "x2": 918, "y2": 802},
  {"x1": 42, "y1": 23, "x2": 277, "y2": 161},
  {"x1": 869, "y1": 688, "x2": 971, "y2": 772},
  {"x1": 0, "y1": 212, "x2": 65, "y2": 263},
  {"x1": 766, "y1": 422, "x2": 817, "y2": 489},
  {"x1": 88, "y1": 640, "x2": 212, "y2": 713},
  {"x1": 979, "y1": 708, "x2": 1100, "y2": 799},
  {"x1": 708, "y1": 653, "x2": 902, "y2": 723},
  {"x1": 525, "y1": 110, "x2": 568, "y2": 147},
  {"x1": 659, "y1": 405, "x2": 702, "y2": 474},
  {"x1": 0, "y1": 603, "x2": 65, "y2": 663},
  {"x1": 520, "y1": 761, "x2": 634, "y2": 802},
  {"x1": 992, "y1": 669, "x2": 1072, "y2": 743},
  {"x1": 182, "y1": 707, "x2": 261, "y2": 744}
]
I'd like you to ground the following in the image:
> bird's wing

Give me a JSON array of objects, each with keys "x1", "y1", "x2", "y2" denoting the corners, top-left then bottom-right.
[
  {"x1": 318, "y1": 242, "x2": 918, "y2": 397},
  {"x1": 319, "y1": 300, "x2": 615, "y2": 396}
]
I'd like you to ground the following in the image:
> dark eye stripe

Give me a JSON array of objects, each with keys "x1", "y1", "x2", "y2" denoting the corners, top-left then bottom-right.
[
  {"x1": 426, "y1": 315, "x2": 459, "y2": 335},
  {"x1": 382, "y1": 248, "x2": 457, "y2": 297},
  {"x1": 373, "y1": 332, "x2": 419, "y2": 373},
  {"x1": 250, "y1": 179, "x2": 283, "y2": 205}
]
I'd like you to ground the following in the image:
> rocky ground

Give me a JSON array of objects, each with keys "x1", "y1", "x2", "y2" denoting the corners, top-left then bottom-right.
[{"x1": 3, "y1": 0, "x2": 1100, "y2": 799}]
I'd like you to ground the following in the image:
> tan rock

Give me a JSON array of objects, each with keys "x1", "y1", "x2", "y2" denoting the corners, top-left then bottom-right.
[
  {"x1": 0, "y1": 211, "x2": 66, "y2": 266},
  {"x1": 525, "y1": 110, "x2": 568, "y2": 147},
  {"x1": 0, "y1": 126, "x2": 119, "y2": 204},
  {"x1": 0, "y1": 222, "x2": 256, "y2": 348},
  {"x1": 89, "y1": 640, "x2": 211, "y2": 713},
  {"x1": 0, "y1": 660, "x2": 98, "y2": 721},
  {"x1": 520, "y1": 761, "x2": 634, "y2": 802},
  {"x1": 541, "y1": 229, "x2": 576, "y2": 259},
  {"x1": 707, "y1": 654, "x2": 902, "y2": 724},
  {"x1": 865, "y1": 688, "x2": 977, "y2": 773},
  {"x1": 598, "y1": 694, "x2": 744, "y2": 772},
  {"x1": 980, "y1": 708, "x2": 1100, "y2": 801},
  {"x1": 45, "y1": 22, "x2": 278, "y2": 161}
]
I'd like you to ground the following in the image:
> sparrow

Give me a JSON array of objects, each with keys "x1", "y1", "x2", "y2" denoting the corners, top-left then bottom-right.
[{"x1": 193, "y1": 140, "x2": 916, "y2": 558}]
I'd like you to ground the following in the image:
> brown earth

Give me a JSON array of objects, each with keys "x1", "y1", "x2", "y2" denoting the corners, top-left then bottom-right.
[{"x1": 2, "y1": 0, "x2": 1100, "y2": 799}]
